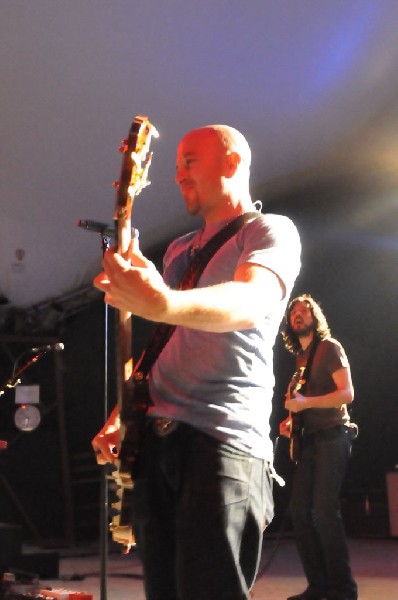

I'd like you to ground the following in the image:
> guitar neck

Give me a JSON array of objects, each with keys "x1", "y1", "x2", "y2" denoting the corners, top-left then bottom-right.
[
  {"x1": 114, "y1": 212, "x2": 134, "y2": 416},
  {"x1": 106, "y1": 115, "x2": 158, "y2": 553},
  {"x1": 115, "y1": 311, "x2": 133, "y2": 408}
]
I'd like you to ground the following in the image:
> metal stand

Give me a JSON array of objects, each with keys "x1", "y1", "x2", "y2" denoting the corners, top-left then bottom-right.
[
  {"x1": 79, "y1": 220, "x2": 140, "y2": 600},
  {"x1": 0, "y1": 351, "x2": 47, "y2": 396},
  {"x1": 78, "y1": 221, "x2": 113, "y2": 600},
  {"x1": 99, "y1": 233, "x2": 112, "y2": 600}
]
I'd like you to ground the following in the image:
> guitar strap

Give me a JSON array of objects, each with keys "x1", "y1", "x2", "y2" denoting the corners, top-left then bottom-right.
[
  {"x1": 133, "y1": 211, "x2": 260, "y2": 380},
  {"x1": 298, "y1": 338, "x2": 319, "y2": 394},
  {"x1": 292, "y1": 338, "x2": 319, "y2": 439}
]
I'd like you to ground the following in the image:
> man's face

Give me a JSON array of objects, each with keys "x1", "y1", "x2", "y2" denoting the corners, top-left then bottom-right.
[
  {"x1": 175, "y1": 129, "x2": 227, "y2": 218},
  {"x1": 289, "y1": 301, "x2": 314, "y2": 337}
]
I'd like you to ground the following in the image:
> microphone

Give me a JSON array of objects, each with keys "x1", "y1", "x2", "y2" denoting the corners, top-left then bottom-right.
[
  {"x1": 77, "y1": 220, "x2": 115, "y2": 237},
  {"x1": 77, "y1": 220, "x2": 139, "y2": 240},
  {"x1": 29, "y1": 343, "x2": 65, "y2": 354}
]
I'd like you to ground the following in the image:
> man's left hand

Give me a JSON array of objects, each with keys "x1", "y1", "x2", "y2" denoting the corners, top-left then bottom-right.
[
  {"x1": 93, "y1": 246, "x2": 169, "y2": 321},
  {"x1": 285, "y1": 391, "x2": 307, "y2": 413}
]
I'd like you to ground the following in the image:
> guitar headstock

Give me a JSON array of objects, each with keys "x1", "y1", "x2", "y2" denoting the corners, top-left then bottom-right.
[{"x1": 114, "y1": 115, "x2": 159, "y2": 223}]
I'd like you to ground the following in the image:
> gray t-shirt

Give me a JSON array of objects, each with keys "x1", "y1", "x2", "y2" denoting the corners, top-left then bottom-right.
[{"x1": 148, "y1": 213, "x2": 301, "y2": 460}]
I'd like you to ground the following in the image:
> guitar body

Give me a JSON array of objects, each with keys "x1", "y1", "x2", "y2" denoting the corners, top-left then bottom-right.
[
  {"x1": 288, "y1": 366, "x2": 306, "y2": 463},
  {"x1": 109, "y1": 115, "x2": 158, "y2": 552}
]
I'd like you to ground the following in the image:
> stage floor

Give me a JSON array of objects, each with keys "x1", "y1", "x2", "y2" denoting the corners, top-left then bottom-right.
[{"x1": 28, "y1": 536, "x2": 398, "y2": 600}]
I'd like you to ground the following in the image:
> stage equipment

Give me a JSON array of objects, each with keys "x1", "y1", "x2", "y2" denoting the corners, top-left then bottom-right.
[{"x1": 0, "y1": 336, "x2": 71, "y2": 547}]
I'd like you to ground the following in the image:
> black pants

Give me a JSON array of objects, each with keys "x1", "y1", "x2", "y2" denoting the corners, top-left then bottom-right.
[
  {"x1": 290, "y1": 426, "x2": 358, "y2": 600},
  {"x1": 130, "y1": 421, "x2": 274, "y2": 600}
]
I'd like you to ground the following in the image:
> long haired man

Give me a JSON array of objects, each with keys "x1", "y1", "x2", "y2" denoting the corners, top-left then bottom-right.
[{"x1": 280, "y1": 294, "x2": 358, "y2": 600}]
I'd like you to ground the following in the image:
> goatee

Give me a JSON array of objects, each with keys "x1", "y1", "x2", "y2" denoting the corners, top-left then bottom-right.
[{"x1": 295, "y1": 324, "x2": 314, "y2": 337}]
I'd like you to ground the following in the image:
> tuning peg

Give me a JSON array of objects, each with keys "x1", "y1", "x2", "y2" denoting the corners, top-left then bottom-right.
[
  {"x1": 112, "y1": 181, "x2": 120, "y2": 188},
  {"x1": 119, "y1": 139, "x2": 129, "y2": 153}
]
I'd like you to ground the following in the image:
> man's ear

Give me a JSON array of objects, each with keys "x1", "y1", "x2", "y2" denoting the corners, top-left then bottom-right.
[{"x1": 224, "y1": 151, "x2": 241, "y2": 177}]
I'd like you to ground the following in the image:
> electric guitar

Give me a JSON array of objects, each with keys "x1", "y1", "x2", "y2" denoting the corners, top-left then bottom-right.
[
  {"x1": 109, "y1": 115, "x2": 158, "y2": 552},
  {"x1": 288, "y1": 366, "x2": 306, "y2": 463}
]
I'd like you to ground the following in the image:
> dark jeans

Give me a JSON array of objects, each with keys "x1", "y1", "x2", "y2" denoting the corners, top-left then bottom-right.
[
  {"x1": 130, "y1": 420, "x2": 274, "y2": 600},
  {"x1": 290, "y1": 425, "x2": 358, "y2": 600}
]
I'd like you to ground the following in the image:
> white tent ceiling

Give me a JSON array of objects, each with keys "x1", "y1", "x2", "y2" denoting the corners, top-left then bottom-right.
[{"x1": 1, "y1": 0, "x2": 398, "y2": 321}]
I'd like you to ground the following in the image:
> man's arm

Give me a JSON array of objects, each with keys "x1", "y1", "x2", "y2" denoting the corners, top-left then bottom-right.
[
  {"x1": 94, "y1": 247, "x2": 284, "y2": 332},
  {"x1": 159, "y1": 262, "x2": 283, "y2": 332},
  {"x1": 285, "y1": 365, "x2": 354, "y2": 413}
]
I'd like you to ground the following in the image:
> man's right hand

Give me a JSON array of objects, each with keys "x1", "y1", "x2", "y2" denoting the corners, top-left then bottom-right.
[
  {"x1": 91, "y1": 407, "x2": 121, "y2": 464},
  {"x1": 279, "y1": 416, "x2": 291, "y2": 438}
]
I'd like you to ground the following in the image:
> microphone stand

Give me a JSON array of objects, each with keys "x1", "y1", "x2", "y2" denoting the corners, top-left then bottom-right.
[
  {"x1": 78, "y1": 220, "x2": 113, "y2": 600},
  {"x1": 79, "y1": 220, "x2": 140, "y2": 600},
  {"x1": 99, "y1": 233, "x2": 112, "y2": 600},
  {"x1": 0, "y1": 351, "x2": 48, "y2": 396}
]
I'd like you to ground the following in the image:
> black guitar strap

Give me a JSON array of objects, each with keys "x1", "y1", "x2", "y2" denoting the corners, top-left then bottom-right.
[
  {"x1": 291, "y1": 338, "x2": 320, "y2": 442},
  {"x1": 134, "y1": 211, "x2": 260, "y2": 380},
  {"x1": 299, "y1": 337, "x2": 320, "y2": 395}
]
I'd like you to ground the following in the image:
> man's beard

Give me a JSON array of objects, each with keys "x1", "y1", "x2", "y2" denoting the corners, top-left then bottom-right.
[
  {"x1": 182, "y1": 189, "x2": 201, "y2": 216},
  {"x1": 294, "y1": 323, "x2": 314, "y2": 337}
]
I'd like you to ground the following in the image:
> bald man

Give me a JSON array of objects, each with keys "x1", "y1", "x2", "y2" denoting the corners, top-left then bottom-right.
[{"x1": 93, "y1": 124, "x2": 301, "y2": 600}]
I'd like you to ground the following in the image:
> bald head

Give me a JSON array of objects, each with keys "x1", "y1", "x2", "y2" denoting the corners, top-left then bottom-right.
[
  {"x1": 194, "y1": 124, "x2": 252, "y2": 169},
  {"x1": 175, "y1": 124, "x2": 253, "y2": 222}
]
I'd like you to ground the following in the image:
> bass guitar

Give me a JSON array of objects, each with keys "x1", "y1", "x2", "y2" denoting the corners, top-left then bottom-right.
[
  {"x1": 288, "y1": 366, "x2": 306, "y2": 464},
  {"x1": 109, "y1": 115, "x2": 158, "y2": 553}
]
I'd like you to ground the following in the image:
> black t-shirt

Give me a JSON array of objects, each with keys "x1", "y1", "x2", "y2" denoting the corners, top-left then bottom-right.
[{"x1": 297, "y1": 337, "x2": 351, "y2": 434}]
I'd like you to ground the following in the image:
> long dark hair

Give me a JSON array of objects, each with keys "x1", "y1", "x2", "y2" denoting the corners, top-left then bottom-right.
[{"x1": 281, "y1": 294, "x2": 331, "y2": 354}]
